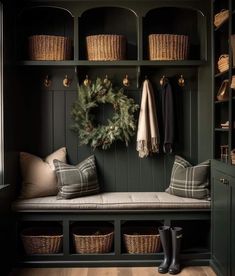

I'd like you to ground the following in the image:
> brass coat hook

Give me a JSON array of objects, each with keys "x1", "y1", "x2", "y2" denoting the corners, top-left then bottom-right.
[
  {"x1": 103, "y1": 74, "x2": 110, "y2": 85},
  {"x1": 44, "y1": 75, "x2": 52, "y2": 88},
  {"x1": 178, "y1": 75, "x2": 185, "y2": 87},
  {"x1": 160, "y1": 75, "x2": 168, "y2": 87},
  {"x1": 63, "y1": 75, "x2": 72, "y2": 87},
  {"x1": 83, "y1": 75, "x2": 91, "y2": 86},
  {"x1": 123, "y1": 74, "x2": 130, "y2": 87}
]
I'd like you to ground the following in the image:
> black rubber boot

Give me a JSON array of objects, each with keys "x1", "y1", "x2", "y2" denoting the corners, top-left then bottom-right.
[
  {"x1": 158, "y1": 226, "x2": 171, "y2": 274},
  {"x1": 168, "y1": 227, "x2": 183, "y2": 275}
]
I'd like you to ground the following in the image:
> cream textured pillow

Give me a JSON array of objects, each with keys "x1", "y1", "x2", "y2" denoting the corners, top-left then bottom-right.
[{"x1": 19, "y1": 147, "x2": 67, "y2": 199}]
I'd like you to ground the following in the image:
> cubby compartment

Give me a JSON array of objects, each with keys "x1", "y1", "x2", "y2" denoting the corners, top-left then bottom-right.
[
  {"x1": 79, "y1": 7, "x2": 137, "y2": 60},
  {"x1": 70, "y1": 221, "x2": 114, "y2": 255},
  {"x1": 143, "y1": 7, "x2": 206, "y2": 60},
  {"x1": 214, "y1": 34, "x2": 229, "y2": 74},
  {"x1": 214, "y1": 102, "x2": 229, "y2": 128},
  {"x1": 121, "y1": 221, "x2": 163, "y2": 254},
  {"x1": 17, "y1": 221, "x2": 63, "y2": 256},
  {"x1": 17, "y1": 7, "x2": 74, "y2": 60},
  {"x1": 171, "y1": 220, "x2": 210, "y2": 254},
  {"x1": 214, "y1": 132, "x2": 229, "y2": 162}
]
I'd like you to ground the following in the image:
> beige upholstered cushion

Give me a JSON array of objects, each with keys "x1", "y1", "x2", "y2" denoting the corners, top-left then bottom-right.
[
  {"x1": 19, "y1": 147, "x2": 67, "y2": 199},
  {"x1": 12, "y1": 192, "x2": 210, "y2": 211}
]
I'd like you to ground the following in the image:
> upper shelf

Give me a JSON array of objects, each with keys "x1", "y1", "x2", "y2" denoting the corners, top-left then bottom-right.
[
  {"x1": 16, "y1": 5, "x2": 207, "y2": 63},
  {"x1": 18, "y1": 60, "x2": 207, "y2": 67}
]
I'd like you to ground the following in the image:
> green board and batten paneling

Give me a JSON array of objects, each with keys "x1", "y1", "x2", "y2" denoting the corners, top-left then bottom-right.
[{"x1": 17, "y1": 65, "x2": 205, "y2": 192}]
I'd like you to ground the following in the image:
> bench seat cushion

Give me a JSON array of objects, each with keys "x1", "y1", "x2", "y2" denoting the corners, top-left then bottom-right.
[{"x1": 12, "y1": 192, "x2": 210, "y2": 211}]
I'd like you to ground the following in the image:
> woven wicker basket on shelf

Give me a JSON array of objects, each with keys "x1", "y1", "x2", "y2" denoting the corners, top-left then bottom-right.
[
  {"x1": 214, "y1": 9, "x2": 229, "y2": 28},
  {"x1": 123, "y1": 228, "x2": 161, "y2": 254},
  {"x1": 86, "y1": 34, "x2": 126, "y2": 61},
  {"x1": 148, "y1": 34, "x2": 189, "y2": 60},
  {"x1": 28, "y1": 35, "x2": 72, "y2": 61},
  {"x1": 73, "y1": 227, "x2": 114, "y2": 254},
  {"x1": 21, "y1": 227, "x2": 63, "y2": 255},
  {"x1": 217, "y1": 54, "x2": 229, "y2": 73}
]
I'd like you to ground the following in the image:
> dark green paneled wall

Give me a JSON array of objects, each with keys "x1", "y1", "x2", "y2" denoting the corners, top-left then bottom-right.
[{"x1": 17, "y1": 66, "x2": 202, "y2": 192}]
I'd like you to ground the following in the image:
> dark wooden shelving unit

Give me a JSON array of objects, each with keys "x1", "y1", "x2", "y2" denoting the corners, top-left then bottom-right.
[
  {"x1": 211, "y1": 1, "x2": 235, "y2": 275},
  {"x1": 6, "y1": 0, "x2": 212, "y2": 269}
]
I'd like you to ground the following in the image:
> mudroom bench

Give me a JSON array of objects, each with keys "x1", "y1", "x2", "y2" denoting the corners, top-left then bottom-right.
[{"x1": 12, "y1": 192, "x2": 211, "y2": 267}]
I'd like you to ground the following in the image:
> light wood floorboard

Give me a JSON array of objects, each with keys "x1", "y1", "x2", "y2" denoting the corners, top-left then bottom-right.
[{"x1": 10, "y1": 266, "x2": 216, "y2": 276}]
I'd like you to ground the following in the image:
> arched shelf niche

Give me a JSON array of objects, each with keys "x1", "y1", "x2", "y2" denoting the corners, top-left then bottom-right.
[
  {"x1": 17, "y1": 6, "x2": 74, "y2": 60},
  {"x1": 143, "y1": 7, "x2": 207, "y2": 61},
  {"x1": 79, "y1": 7, "x2": 137, "y2": 60}
]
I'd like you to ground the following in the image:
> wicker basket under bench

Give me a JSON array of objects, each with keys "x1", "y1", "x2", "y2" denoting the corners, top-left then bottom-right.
[
  {"x1": 21, "y1": 227, "x2": 63, "y2": 255},
  {"x1": 12, "y1": 192, "x2": 211, "y2": 266}
]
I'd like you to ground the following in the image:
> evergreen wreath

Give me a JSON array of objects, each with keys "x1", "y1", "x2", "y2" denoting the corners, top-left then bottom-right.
[{"x1": 71, "y1": 77, "x2": 139, "y2": 150}]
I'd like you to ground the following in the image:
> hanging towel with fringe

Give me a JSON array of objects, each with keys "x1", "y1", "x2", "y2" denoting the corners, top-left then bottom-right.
[
  {"x1": 137, "y1": 79, "x2": 160, "y2": 158},
  {"x1": 162, "y1": 81, "x2": 174, "y2": 153}
]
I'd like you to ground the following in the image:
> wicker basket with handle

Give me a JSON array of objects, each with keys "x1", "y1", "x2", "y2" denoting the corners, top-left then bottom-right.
[
  {"x1": 86, "y1": 34, "x2": 126, "y2": 61},
  {"x1": 217, "y1": 54, "x2": 229, "y2": 73},
  {"x1": 148, "y1": 34, "x2": 189, "y2": 60},
  {"x1": 28, "y1": 35, "x2": 72, "y2": 61},
  {"x1": 123, "y1": 227, "x2": 161, "y2": 254},
  {"x1": 73, "y1": 226, "x2": 114, "y2": 254},
  {"x1": 214, "y1": 9, "x2": 229, "y2": 28},
  {"x1": 21, "y1": 227, "x2": 63, "y2": 255}
]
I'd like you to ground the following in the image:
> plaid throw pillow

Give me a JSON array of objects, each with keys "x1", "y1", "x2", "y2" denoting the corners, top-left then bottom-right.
[
  {"x1": 166, "y1": 155, "x2": 210, "y2": 199},
  {"x1": 53, "y1": 155, "x2": 100, "y2": 199}
]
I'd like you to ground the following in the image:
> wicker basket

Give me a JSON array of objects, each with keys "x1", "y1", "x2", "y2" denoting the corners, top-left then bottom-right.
[
  {"x1": 28, "y1": 35, "x2": 72, "y2": 61},
  {"x1": 86, "y1": 34, "x2": 126, "y2": 61},
  {"x1": 218, "y1": 54, "x2": 229, "y2": 73},
  {"x1": 214, "y1": 9, "x2": 229, "y2": 28},
  {"x1": 148, "y1": 34, "x2": 189, "y2": 60},
  {"x1": 21, "y1": 227, "x2": 63, "y2": 255},
  {"x1": 123, "y1": 228, "x2": 161, "y2": 254},
  {"x1": 73, "y1": 226, "x2": 114, "y2": 254}
]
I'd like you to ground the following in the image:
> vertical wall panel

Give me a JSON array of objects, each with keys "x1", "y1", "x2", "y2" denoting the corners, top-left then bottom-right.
[
  {"x1": 53, "y1": 91, "x2": 66, "y2": 151},
  {"x1": 103, "y1": 145, "x2": 116, "y2": 192},
  {"x1": 39, "y1": 89, "x2": 53, "y2": 156},
  {"x1": 152, "y1": 156, "x2": 165, "y2": 191},
  {"x1": 115, "y1": 142, "x2": 128, "y2": 192},
  {"x1": 127, "y1": 139, "x2": 140, "y2": 192},
  {"x1": 65, "y1": 91, "x2": 79, "y2": 165}
]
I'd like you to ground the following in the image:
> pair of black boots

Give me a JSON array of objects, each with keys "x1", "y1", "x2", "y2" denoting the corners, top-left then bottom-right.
[{"x1": 158, "y1": 226, "x2": 183, "y2": 275}]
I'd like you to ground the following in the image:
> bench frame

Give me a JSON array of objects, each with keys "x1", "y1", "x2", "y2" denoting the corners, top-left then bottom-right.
[{"x1": 14, "y1": 208, "x2": 211, "y2": 267}]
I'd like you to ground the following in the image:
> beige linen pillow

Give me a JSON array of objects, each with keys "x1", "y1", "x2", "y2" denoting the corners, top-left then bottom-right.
[{"x1": 19, "y1": 147, "x2": 67, "y2": 199}]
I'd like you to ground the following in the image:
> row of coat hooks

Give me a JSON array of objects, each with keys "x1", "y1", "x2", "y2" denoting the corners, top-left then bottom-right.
[
  {"x1": 43, "y1": 74, "x2": 185, "y2": 88},
  {"x1": 160, "y1": 75, "x2": 185, "y2": 87},
  {"x1": 43, "y1": 74, "x2": 131, "y2": 88}
]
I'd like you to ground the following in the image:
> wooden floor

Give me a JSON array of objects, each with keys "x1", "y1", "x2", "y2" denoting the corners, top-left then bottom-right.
[{"x1": 10, "y1": 267, "x2": 216, "y2": 276}]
